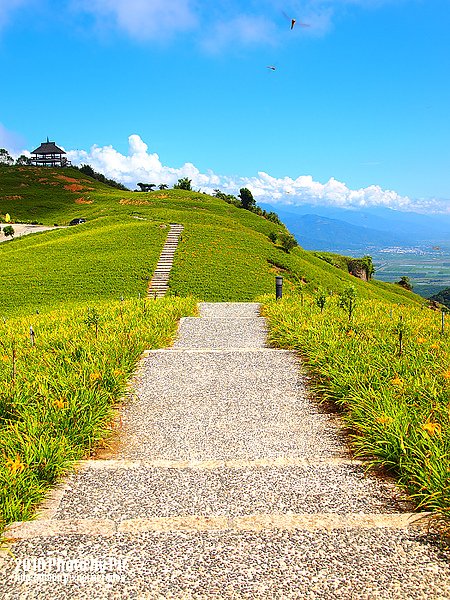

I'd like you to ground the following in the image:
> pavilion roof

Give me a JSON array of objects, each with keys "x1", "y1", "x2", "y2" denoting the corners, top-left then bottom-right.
[{"x1": 31, "y1": 139, "x2": 66, "y2": 155}]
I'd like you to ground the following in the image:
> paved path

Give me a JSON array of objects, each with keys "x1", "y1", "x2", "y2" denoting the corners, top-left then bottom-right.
[
  {"x1": 147, "y1": 224, "x2": 183, "y2": 298},
  {"x1": 1, "y1": 303, "x2": 449, "y2": 599}
]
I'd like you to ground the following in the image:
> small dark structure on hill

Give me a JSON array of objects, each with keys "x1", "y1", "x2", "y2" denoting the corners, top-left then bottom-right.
[{"x1": 31, "y1": 138, "x2": 70, "y2": 167}]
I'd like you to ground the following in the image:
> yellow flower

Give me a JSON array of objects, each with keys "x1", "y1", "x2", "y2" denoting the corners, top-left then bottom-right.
[
  {"x1": 391, "y1": 375, "x2": 403, "y2": 386},
  {"x1": 54, "y1": 398, "x2": 66, "y2": 409},
  {"x1": 90, "y1": 372, "x2": 102, "y2": 382},
  {"x1": 417, "y1": 337, "x2": 426, "y2": 344},
  {"x1": 430, "y1": 343, "x2": 440, "y2": 351},
  {"x1": 376, "y1": 415, "x2": 393, "y2": 425},
  {"x1": 113, "y1": 369, "x2": 124, "y2": 377},
  {"x1": 442, "y1": 370, "x2": 450, "y2": 380},
  {"x1": 6, "y1": 455, "x2": 26, "y2": 475},
  {"x1": 422, "y1": 422, "x2": 441, "y2": 436}
]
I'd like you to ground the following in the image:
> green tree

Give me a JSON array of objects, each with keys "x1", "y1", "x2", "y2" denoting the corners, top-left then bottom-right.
[
  {"x1": 213, "y1": 189, "x2": 241, "y2": 207},
  {"x1": 137, "y1": 183, "x2": 155, "y2": 192},
  {"x1": 3, "y1": 225, "x2": 15, "y2": 239},
  {"x1": 268, "y1": 231, "x2": 277, "y2": 244},
  {"x1": 0, "y1": 149, "x2": 13, "y2": 166},
  {"x1": 158, "y1": 183, "x2": 168, "y2": 190},
  {"x1": 238, "y1": 187, "x2": 256, "y2": 211},
  {"x1": 279, "y1": 232, "x2": 298, "y2": 253},
  {"x1": 15, "y1": 155, "x2": 32, "y2": 166},
  {"x1": 173, "y1": 177, "x2": 192, "y2": 191},
  {"x1": 396, "y1": 276, "x2": 413, "y2": 291}
]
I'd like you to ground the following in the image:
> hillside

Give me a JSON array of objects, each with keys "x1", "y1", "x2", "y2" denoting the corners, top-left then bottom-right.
[
  {"x1": 0, "y1": 165, "x2": 421, "y2": 316},
  {"x1": 429, "y1": 287, "x2": 450, "y2": 309}
]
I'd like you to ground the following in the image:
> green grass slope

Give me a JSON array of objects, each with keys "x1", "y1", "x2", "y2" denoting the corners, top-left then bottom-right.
[{"x1": 0, "y1": 165, "x2": 422, "y2": 313}]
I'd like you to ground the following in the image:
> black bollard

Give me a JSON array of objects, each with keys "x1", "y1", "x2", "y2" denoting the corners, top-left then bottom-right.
[{"x1": 276, "y1": 276, "x2": 283, "y2": 300}]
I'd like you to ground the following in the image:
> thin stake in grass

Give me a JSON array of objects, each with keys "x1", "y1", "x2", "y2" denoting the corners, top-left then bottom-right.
[
  {"x1": 29, "y1": 326, "x2": 35, "y2": 347},
  {"x1": 395, "y1": 315, "x2": 404, "y2": 356},
  {"x1": 84, "y1": 308, "x2": 100, "y2": 339},
  {"x1": 11, "y1": 341, "x2": 16, "y2": 382}
]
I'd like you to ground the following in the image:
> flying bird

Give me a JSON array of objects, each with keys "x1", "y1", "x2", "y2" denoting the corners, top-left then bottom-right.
[
  {"x1": 282, "y1": 10, "x2": 310, "y2": 29},
  {"x1": 267, "y1": 65, "x2": 276, "y2": 71}
]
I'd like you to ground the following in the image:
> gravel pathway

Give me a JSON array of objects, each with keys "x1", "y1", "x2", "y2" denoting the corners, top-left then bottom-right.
[{"x1": 1, "y1": 302, "x2": 449, "y2": 599}]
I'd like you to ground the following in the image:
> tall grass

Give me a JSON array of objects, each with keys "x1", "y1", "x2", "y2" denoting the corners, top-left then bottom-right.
[
  {"x1": 262, "y1": 294, "x2": 450, "y2": 519},
  {"x1": 0, "y1": 296, "x2": 197, "y2": 528}
]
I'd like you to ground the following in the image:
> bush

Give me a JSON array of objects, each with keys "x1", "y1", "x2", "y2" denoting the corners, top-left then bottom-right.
[
  {"x1": 75, "y1": 164, "x2": 129, "y2": 191},
  {"x1": 396, "y1": 276, "x2": 413, "y2": 291},
  {"x1": 278, "y1": 232, "x2": 298, "y2": 253},
  {"x1": 3, "y1": 225, "x2": 15, "y2": 239},
  {"x1": 173, "y1": 177, "x2": 192, "y2": 191}
]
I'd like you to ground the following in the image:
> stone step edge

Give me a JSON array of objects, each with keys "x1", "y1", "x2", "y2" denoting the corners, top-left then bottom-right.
[
  {"x1": 142, "y1": 348, "x2": 287, "y2": 355},
  {"x1": 179, "y1": 316, "x2": 266, "y2": 321},
  {"x1": 4, "y1": 512, "x2": 431, "y2": 541},
  {"x1": 76, "y1": 457, "x2": 365, "y2": 470}
]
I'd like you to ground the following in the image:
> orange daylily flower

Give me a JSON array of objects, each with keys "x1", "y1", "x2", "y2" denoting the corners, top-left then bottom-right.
[
  {"x1": 6, "y1": 455, "x2": 26, "y2": 475},
  {"x1": 422, "y1": 422, "x2": 442, "y2": 436}
]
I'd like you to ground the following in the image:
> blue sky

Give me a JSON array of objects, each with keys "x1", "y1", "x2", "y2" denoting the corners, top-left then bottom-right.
[{"x1": 1, "y1": 0, "x2": 450, "y2": 212}]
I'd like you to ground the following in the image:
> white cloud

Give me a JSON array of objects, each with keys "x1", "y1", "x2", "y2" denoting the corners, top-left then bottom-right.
[
  {"x1": 74, "y1": 0, "x2": 197, "y2": 41},
  {"x1": 66, "y1": 134, "x2": 450, "y2": 214}
]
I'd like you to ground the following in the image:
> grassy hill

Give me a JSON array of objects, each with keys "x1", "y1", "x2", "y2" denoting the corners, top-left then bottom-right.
[
  {"x1": 0, "y1": 165, "x2": 421, "y2": 316},
  {"x1": 0, "y1": 165, "x2": 442, "y2": 530}
]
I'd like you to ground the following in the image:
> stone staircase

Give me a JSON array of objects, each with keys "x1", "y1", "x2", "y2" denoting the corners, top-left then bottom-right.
[
  {"x1": 147, "y1": 223, "x2": 183, "y2": 298},
  {"x1": 1, "y1": 303, "x2": 449, "y2": 599}
]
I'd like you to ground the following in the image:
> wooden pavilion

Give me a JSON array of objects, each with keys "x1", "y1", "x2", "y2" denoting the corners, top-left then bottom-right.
[{"x1": 30, "y1": 138, "x2": 70, "y2": 167}]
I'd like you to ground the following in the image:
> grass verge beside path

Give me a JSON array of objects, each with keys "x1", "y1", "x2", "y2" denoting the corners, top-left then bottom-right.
[
  {"x1": 262, "y1": 294, "x2": 450, "y2": 523},
  {"x1": 0, "y1": 296, "x2": 197, "y2": 530}
]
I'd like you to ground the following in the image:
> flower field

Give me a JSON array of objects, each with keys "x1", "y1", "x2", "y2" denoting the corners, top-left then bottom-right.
[
  {"x1": 0, "y1": 296, "x2": 197, "y2": 529},
  {"x1": 263, "y1": 293, "x2": 450, "y2": 519}
]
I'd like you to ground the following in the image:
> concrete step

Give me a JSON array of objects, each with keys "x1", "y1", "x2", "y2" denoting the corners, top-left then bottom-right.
[
  {"x1": 2, "y1": 523, "x2": 444, "y2": 600},
  {"x1": 173, "y1": 317, "x2": 267, "y2": 349},
  {"x1": 46, "y1": 461, "x2": 412, "y2": 522},
  {"x1": 116, "y1": 349, "x2": 346, "y2": 462}
]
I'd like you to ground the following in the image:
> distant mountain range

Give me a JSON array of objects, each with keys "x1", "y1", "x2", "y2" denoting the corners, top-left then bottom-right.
[{"x1": 260, "y1": 203, "x2": 450, "y2": 252}]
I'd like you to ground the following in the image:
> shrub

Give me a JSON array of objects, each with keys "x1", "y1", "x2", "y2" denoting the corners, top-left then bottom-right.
[
  {"x1": 278, "y1": 232, "x2": 298, "y2": 253},
  {"x1": 3, "y1": 225, "x2": 15, "y2": 239}
]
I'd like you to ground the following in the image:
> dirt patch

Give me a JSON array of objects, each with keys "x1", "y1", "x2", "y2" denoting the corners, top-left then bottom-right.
[
  {"x1": 1, "y1": 195, "x2": 23, "y2": 201},
  {"x1": 119, "y1": 199, "x2": 152, "y2": 206},
  {"x1": 75, "y1": 198, "x2": 93, "y2": 204},
  {"x1": 64, "y1": 184, "x2": 85, "y2": 192},
  {"x1": 55, "y1": 175, "x2": 79, "y2": 183}
]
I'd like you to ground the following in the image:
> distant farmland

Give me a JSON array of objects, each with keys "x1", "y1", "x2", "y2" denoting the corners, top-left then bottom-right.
[{"x1": 373, "y1": 244, "x2": 450, "y2": 298}]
